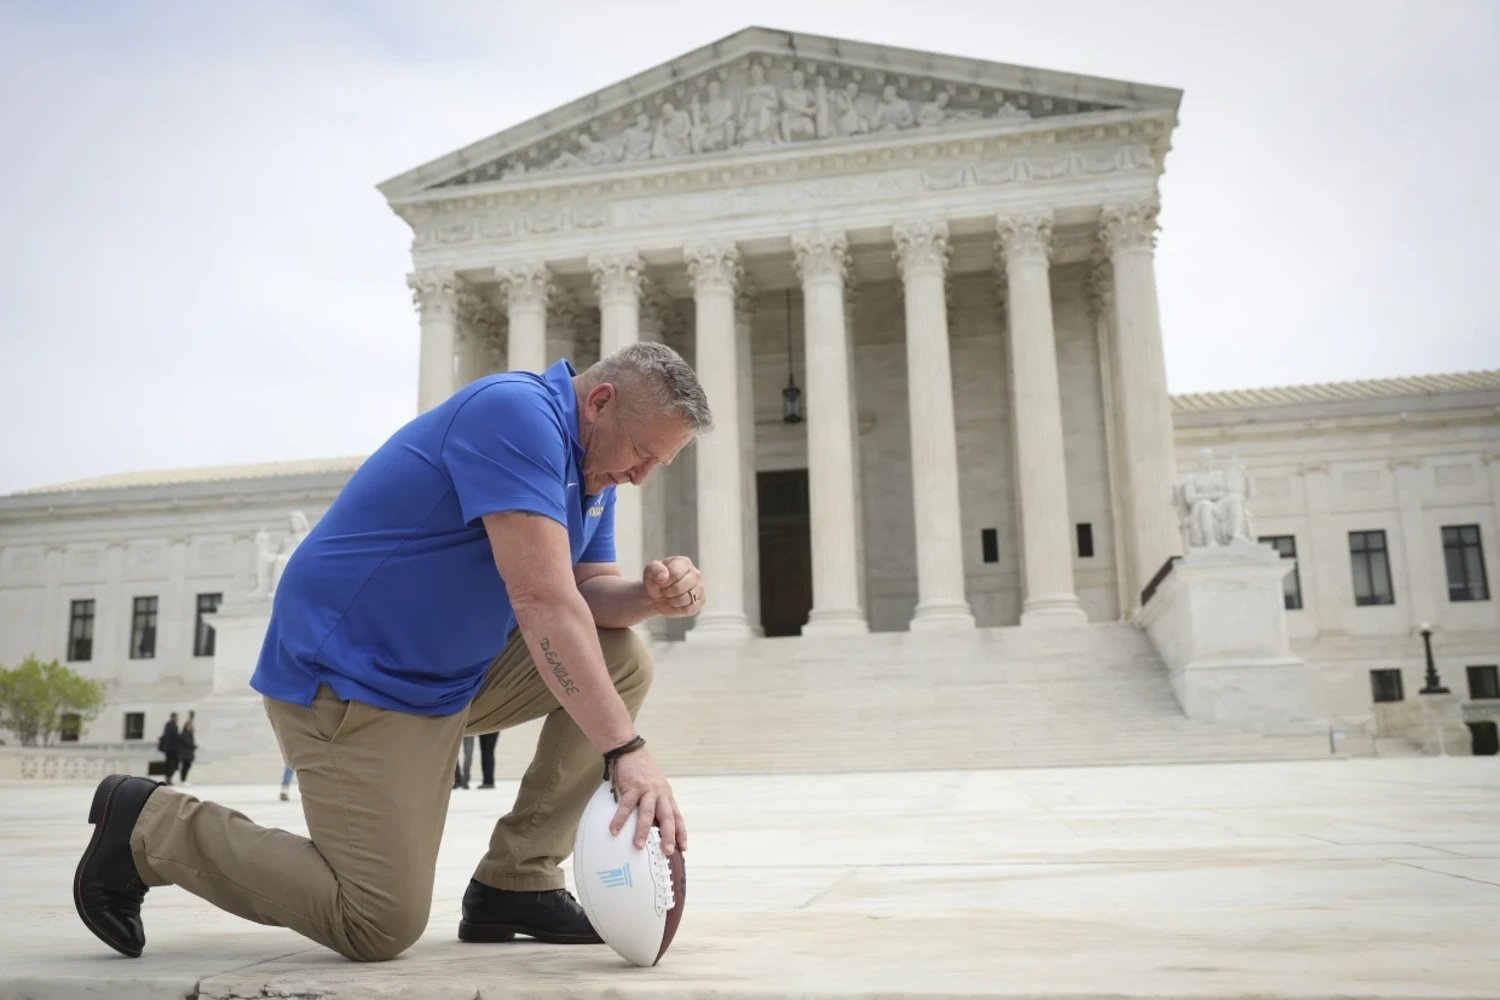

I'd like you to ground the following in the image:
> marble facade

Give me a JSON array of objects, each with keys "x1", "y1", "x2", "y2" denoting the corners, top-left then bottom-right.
[{"x1": 0, "y1": 30, "x2": 1496, "y2": 755}]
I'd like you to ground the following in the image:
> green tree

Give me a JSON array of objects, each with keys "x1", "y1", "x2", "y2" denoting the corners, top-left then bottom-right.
[{"x1": 0, "y1": 656, "x2": 106, "y2": 747}]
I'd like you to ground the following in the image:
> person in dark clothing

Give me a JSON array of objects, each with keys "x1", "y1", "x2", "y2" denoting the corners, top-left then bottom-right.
[
  {"x1": 476, "y1": 732, "x2": 499, "y2": 789},
  {"x1": 157, "y1": 713, "x2": 180, "y2": 786},
  {"x1": 176, "y1": 720, "x2": 197, "y2": 785}
]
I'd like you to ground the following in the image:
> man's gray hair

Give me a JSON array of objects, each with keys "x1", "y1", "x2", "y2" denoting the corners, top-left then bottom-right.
[{"x1": 584, "y1": 342, "x2": 714, "y2": 432}]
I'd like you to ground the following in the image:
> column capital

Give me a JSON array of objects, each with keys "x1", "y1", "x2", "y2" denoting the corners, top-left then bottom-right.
[
  {"x1": 1100, "y1": 199, "x2": 1161, "y2": 257},
  {"x1": 588, "y1": 253, "x2": 645, "y2": 305},
  {"x1": 547, "y1": 289, "x2": 589, "y2": 337},
  {"x1": 639, "y1": 285, "x2": 683, "y2": 341},
  {"x1": 685, "y1": 243, "x2": 742, "y2": 295},
  {"x1": 791, "y1": 231, "x2": 850, "y2": 285},
  {"x1": 407, "y1": 270, "x2": 460, "y2": 316},
  {"x1": 892, "y1": 220, "x2": 950, "y2": 277},
  {"x1": 496, "y1": 261, "x2": 552, "y2": 309},
  {"x1": 456, "y1": 287, "x2": 502, "y2": 333},
  {"x1": 995, "y1": 209, "x2": 1054, "y2": 267}
]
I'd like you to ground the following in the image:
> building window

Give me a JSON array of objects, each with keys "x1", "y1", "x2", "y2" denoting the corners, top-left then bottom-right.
[
  {"x1": 1349, "y1": 531, "x2": 1395, "y2": 606},
  {"x1": 129, "y1": 596, "x2": 158, "y2": 659},
  {"x1": 59, "y1": 713, "x2": 82, "y2": 742},
  {"x1": 1370, "y1": 669, "x2": 1405, "y2": 703},
  {"x1": 123, "y1": 712, "x2": 144, "y2": 741},
  {"x1": 1442, "y1": 525, "x2": 1490, "y2": 602},
  {"x1": 1076, "y1": 523, "x2": 1095, "y2": 559},
  {"x1": 1259, "y1": 535, "x2": 1304, "y2": 610},
  {"x1": 194, "y1": 592, "x2": 221, "y2": 657},
  {"x1": 1468, "y1": 665, "x2": 1500, "y2": 701},
  {"x1": 67, "y1": 599, "x2": 95, "y2": 662},
  {"x1": 980, "y1": 529, "x2": 999, "y2": 564}
]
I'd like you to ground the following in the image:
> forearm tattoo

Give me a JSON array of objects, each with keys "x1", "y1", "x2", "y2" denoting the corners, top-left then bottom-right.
[{"x1": 538, "y1": 636, "x2": 580, "y2": 696}]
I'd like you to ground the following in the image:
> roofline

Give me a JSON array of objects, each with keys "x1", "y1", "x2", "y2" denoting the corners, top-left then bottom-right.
[{"x1": 377, "y1": 25, "x2": 1183, "y2": 199}]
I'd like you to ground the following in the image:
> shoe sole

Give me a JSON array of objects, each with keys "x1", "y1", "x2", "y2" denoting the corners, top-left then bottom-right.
[
  {"x1": 73, "y1": 774, "x2": 143, "y2": 958},
  {"x1": 457, "y1": 920, "x2": 601, "y2": 945}
]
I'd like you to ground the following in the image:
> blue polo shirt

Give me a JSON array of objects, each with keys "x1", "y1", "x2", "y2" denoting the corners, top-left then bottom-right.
[{"x1": 250, "y1": 361, "x2": 616, "y2": 715}]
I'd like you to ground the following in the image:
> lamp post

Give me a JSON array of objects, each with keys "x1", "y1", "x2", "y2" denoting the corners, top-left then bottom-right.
[{"x1": 1418, "y1": 623, "x2": 1450, "y2": 695}]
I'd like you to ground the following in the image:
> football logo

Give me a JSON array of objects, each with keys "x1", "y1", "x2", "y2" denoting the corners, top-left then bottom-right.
[{"x1": 597, "y1": 864, "x2": 633, "y2": 889}]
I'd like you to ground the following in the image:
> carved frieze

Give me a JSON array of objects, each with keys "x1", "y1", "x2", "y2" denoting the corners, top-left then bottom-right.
[
  {"x1": 406, "y1": 130, "x2": 1160, "y2": 251},
  {"x1": 441, "y1": 57, "x2": 1085, "y2": 187}
]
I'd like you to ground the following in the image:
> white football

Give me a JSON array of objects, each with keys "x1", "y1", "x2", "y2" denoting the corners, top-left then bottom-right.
[{"x1": 572, "y1": 780, "x2": 686, "y2": 967}]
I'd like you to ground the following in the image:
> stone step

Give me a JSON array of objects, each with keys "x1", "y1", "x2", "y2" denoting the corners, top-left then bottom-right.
[{"x1": 190, "y1": 623, "x2": 1335, "y2": 784}]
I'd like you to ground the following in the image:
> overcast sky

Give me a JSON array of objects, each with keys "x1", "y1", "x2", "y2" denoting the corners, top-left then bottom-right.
[{"x1": 0, "y1": 0, "x2": 1495, "y2": 495}]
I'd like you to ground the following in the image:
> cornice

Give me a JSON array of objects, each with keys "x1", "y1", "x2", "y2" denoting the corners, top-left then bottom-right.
[{"x1": 391, "y1": 108, "x2": 1171, "y2": 220}]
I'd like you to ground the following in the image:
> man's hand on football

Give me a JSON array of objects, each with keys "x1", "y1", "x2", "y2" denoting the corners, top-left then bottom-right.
[{"x1": 609, "y1": 747, "x2": 686, "y2": 854}]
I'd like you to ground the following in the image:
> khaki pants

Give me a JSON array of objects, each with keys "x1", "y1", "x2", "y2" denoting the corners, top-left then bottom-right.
[{"x1": 128, "y1": 627, "x2": 652, "y2": 962}]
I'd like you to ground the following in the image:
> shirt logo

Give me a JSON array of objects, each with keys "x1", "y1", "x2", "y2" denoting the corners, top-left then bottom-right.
[
  {"x1": 597, "y1": 864, "x2": 633, "y2": 889},
  {"x1": 587, "y1": 504, "x2": 605, "y2": 518}
]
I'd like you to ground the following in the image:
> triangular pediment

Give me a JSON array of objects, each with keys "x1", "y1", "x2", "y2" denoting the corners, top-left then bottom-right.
[{"x1": 380, "y1": 27, "x2": 1180, "y2": 199}]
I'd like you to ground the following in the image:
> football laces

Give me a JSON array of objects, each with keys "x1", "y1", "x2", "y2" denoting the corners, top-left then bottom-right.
[{"x1": 645, "y1": 828, "x2": 676, "y2": 916}]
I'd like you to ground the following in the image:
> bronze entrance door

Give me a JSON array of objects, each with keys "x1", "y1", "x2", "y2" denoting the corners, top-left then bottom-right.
[{"x1": 757, "y1": 469, "x2": 812, "y2": 636}]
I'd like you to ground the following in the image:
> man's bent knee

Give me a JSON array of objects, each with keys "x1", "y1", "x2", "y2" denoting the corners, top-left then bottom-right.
[
  {"x1": 338, "y1": 904, "x2": 429, "y2": 962},
  {"x1": 596, "y1": 627, "x2": 653, "y2": 699}
]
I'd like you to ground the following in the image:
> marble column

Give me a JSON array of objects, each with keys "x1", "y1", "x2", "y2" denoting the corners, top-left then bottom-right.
[
  {"x1": 1101, "y1": 199, "x2": 1181, "y2": 606},
  {"x1": 546, "y1": 292, "x2": 586, "y2": 370},
  {"x1": 1091, "y1": 258, "x2": 1133, "y2": 621},
  {"x1": 843, "y1": 287, "x2": 868, "y2": 614},
  {"x1": 997, "y1": 210, "x2": 1087, "y2": 625},
  {"x1": 455, "y1": 287, "x2": 503, "y2": 386},
  {"x1": 638, "y1": 289, "x2": 675, "y2": 641},
  {"x1": 408, "y1": 270, "x2": 460, "y2": 413},
  {"x1": 1391, "y1": 459, "x2": 1436, "y2": 626},
  {"x1": 893, "y1": 220, "x2": 975, "y2": 629},
  {"x1": 735, "y1": 285, "x2": 763, "y2": 635},
  {"x1": 685, "y1": 244, "x2": 752, "y2": 640},
  {"x1": 792, "y1": 231, "x2": 868, "y2": 635},
  {"x1": 497, "y1": 262, "x2": 551, "y2": 373},
  {"x1": 591, "y1": 254, "x2": 646, "y2": 580}
]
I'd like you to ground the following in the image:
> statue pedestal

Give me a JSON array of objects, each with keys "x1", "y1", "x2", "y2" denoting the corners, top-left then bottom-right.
[
  {"x1": 1136, "y1": 541, "x2": 1319, "y2": 734},
  {"x1": 193, "y1": 596, "x2": 285, "y2": 782}
]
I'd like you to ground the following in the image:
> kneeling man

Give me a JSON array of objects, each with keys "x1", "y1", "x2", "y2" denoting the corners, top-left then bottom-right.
[{"x1": 75, "y1": 343, "x2": 707, "y2": 961}]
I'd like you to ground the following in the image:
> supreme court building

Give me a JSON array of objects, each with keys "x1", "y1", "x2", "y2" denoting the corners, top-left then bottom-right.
[
  {"x1": 386, "y1": 27, "x2": 1182, "y2": 640},
  {"x1": 2, "y1": 29, "x2": 1497, "y2": 769}
]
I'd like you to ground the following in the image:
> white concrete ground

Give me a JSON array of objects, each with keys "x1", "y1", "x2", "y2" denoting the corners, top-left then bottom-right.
[{"x1": 1, "y1": 757, "x2": 1497, "y2": 1000}]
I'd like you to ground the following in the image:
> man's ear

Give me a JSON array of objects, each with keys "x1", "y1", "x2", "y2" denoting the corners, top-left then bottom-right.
[{"x1": 583, "y1": 382, "x2": 615, "y2": 423}]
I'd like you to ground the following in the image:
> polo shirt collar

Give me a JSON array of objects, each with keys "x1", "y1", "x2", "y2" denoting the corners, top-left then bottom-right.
[{"x1": 542, "y1": 359, "x2": 585, "y2": 466}]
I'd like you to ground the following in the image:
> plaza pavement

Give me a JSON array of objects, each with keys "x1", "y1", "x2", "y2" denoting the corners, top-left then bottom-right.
[{"x1": 1, "y1": 756, "x2": 1497, "y2": 999}]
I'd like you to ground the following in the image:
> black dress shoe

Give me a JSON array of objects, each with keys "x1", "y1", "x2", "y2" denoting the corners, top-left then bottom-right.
[
  {"x1": 74, "y1": 774, "x2": 161, "y2": 958},
  {"x1": 458, "y1": 878, "x2": 603, "y2": 944}
]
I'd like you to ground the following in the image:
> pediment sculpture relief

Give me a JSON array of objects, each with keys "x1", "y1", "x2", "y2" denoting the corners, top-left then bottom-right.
[{"x1": 452, "y1": 58, "x2": 1078, "y2": 186}]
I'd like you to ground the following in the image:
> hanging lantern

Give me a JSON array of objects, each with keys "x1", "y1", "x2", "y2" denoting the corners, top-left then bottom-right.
[{"x1": 782, "y1": 289, "x2": 803, "y2": 424}]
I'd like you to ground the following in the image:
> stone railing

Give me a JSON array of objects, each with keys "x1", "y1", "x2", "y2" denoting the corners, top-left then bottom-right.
[{"x1": 0, "y1": 746, "x2": 156, "y2": 782}]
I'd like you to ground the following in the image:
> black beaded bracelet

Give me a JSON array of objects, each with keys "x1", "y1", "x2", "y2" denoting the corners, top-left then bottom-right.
[{"x1": 601, "y1": 735, "x2": 647, "y2": 782}]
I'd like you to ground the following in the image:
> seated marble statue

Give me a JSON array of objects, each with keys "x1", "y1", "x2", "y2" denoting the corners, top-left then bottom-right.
[
  {"x1": 265, "y1": 512, "x2": 312, "y2": 599},
  {"x1": 1175, "y1": 449, "x2": 1254, "y2": 548}
]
